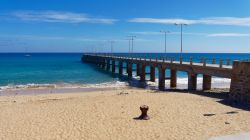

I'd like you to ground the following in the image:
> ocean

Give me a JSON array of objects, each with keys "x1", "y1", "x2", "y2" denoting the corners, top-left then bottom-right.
[{"x1": 0, "y1": 53, "x2": 250, "y2": 90}]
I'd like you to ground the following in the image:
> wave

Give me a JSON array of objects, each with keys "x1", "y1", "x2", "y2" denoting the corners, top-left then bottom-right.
[
  {"x1": 146, "y1": 77, "x2": 230, "y2": 89},
  {"x1": 0, "y1": 77, "x2": 230, "y2": 92},
  {"x1": 0, "y1": 81, "x2": 129, "y2": 92}
]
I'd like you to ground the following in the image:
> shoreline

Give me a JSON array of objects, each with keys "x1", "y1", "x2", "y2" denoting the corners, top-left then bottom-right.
[
  {"x1": 0, "y1": 86, "x2": 126, "y2": 96},
  {"x1": 0, "y1": 85, "x2": 230, "y2": 96},
  {"x1": 0, "y1": 77, "x2": 231, "y2": 96}
]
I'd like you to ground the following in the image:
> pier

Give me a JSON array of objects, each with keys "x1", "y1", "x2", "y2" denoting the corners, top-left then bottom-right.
[{"x1": 82, "y1": 54, "x2": 250, "y2": 104}]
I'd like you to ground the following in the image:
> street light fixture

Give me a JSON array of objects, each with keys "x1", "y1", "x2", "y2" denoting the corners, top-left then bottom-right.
[
  {"x1": 175, "y1": 23, "x2": 188, "y2": 58},
  {"x1": 160, "y1": 30, "x2": 170, "y2": 54}
]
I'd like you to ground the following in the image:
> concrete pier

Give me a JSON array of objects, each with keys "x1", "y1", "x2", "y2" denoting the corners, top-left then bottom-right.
[
  {"x1": 82, "y1": 54, "x2": 232, "y2": 91},
  {"x1": 203, "y1": 75, "x2": 212, "y2": 90},
  {"x1": 126, "y1": 63, "x2": 129, "y2": 74},
  {"x1": 170, "y1": 69, "x2": 177, "y2": 88},
  {"x1": 101, "y1": 60, "x2": 105, "y2": 69},
  {"x1": 188, "y1": 73, "x2": 197, "y2": 90},
  {"x1": 119, "y1": 61, "x2": 123, "y2": 75},
  {"x1": 106, "y1": 60, "x2": 110, "y2": 71},
  {"x1": 230, "y1": 61, "x2": 250, "y2": 104},
  {"x1": 158, "y1": 66, "x2": 166, "y2": 91},
  {"x1": 112, "y1": 60, "x2": 115, "y2": 73},
  {"x1": 127, "y1": 62, "x2": 132, "y2": 78},
  {"x1": 150, "y1": 66, "x2": 155, "y2": 82},
  {"x1": 82, "y1": 54, "x2": 250, "y2": 105},
  {"x1": 140, "y1": 64, "x2": 146, "y2": 81},
  {"x1": 136, "y1": 64, "x2": 141, "y2": 76}
]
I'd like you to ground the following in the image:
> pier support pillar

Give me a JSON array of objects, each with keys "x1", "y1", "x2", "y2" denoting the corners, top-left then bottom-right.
[
  {"x1": 140, "y1": 64, "x2": 146, "y2": 81},
  {"x1": 101, "y1": 60, "x2": 105, "y2": 69},
  {"x1": 119, "y1": 61, "x2": 123, "y2": 75},
  {"x1": 106, "y1": 60, "x2": 110, "y2": 71},
  {"x1": 230, "y1": 61, "x2": 250, "y2": 104},
  {"x1": 188, "y1": 72, "x2": 197, "y2": 90},
  {"x1": 127, "y1": 63, "x2": 132, "y2": 78},
  {"x1": 97, "y1": 61, "x2": 101, "y2": 68},
  {"x1": 150, "y1": 66, "x2": 155, "y2": 82},
  {"x1": 112, "y1": 60, "x2": 115, "y2": 73},
  {"x1": 158, "y1": 66, "x2": 166, "y2": 91},
  {"x1": 126, "y1": 63, "x2": 129, "y2": 73},
  {"x1": 136, "y1": 64, "x2": 141, "y2": 76},
  {"x1": 170, "y1": 69, "x2": 177, "y2": 88},
  {"x1": 203, "y1": 75, "x2": 212, "y2": 90}
]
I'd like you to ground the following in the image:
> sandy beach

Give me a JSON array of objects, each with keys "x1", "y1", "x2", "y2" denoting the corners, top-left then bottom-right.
[{"x1": 0, "y1": 87, "x2": 249, "y2": 140}]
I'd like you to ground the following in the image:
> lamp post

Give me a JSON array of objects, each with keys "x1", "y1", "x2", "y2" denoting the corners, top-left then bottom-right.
[
  {"x1": 127, "y1": 36, "x2": 136, "y2": 53},
  {"x1": 175, "y1": 23, "x2": 187, "y2": 58},
  {"x1": 160, "y1": 30, "x2": 170, "y2": 54},
  {"x1": 109, "y1": 40, "x2": 114, "y2": 54},
  {"x1": 126, "y1": 38, "x2": 131, "y2": 53}
]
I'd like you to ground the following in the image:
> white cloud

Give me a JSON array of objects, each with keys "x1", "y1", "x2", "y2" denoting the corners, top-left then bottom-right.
[
  {"x1": 130, "y1": 31, "x2": 250, "y2": 37},
  {"x1": 129, "y1": 17, "x2": 250, "y2": 27},
  {"x1": 199, "y1": 17, "x2": 250, "y2": 27},
  {"x1": 11, "y1": 11, "x2": 117, "y2": 24},
  {"x1": 129, "y1": 31, "x2": 206, "y2": 36},
  {"x1": 0, "y1": 34, "x2": 139, "y2": 43},
  {"x1": 129, "y1": 31, "x2": 162, "y2": 35},
  {"x1": 208, "y1": 33, "x2": 250, "y2": 37},
  {"x1": 128, "y1": 18, "x2": 195, "y2": 25}
]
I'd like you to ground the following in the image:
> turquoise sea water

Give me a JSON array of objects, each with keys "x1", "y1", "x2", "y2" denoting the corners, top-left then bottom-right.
[
  {"x1": 0, "y1": 53, "x2": 250, "y2": 87},
  {"x1": 0, "y1": 53, "x2": 117, "y2": 87}
]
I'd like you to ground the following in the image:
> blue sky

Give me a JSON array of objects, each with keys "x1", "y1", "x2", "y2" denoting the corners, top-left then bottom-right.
[{"x1": 0, "y1": 0, "x2": 250, "y2": 53}]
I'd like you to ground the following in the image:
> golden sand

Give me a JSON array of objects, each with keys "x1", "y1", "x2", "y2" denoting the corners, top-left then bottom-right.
[{"x1": 0, "y1": 88, "x2": 249, "y2": 140}]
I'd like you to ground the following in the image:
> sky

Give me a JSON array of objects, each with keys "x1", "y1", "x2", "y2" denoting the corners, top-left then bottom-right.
[{"x1": 0, "y1": 0, "x2": 250, "y2": 53}]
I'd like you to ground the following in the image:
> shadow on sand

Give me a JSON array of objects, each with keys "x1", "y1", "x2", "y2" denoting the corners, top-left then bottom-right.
[
  {"x1": 164, "y1": 89, "x2": 250, "y2": 111},
  {"x1": 148, "y1": 88, "x2": 249, "y2": 112}
]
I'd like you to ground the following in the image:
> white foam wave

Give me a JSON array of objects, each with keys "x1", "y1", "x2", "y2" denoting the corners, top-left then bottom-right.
[
  {"x1": 147, "y1": 77, "x2": 231, "y2": 89},
  {"x1": 0, "y1": 77, "x2": 230, "y2": 92},
  {"x1": 0, "y1": 84, "x2": 56, "y2": 91},
  {"x1": 0, "y1": 81, "x2": 128, "y2": 92}
]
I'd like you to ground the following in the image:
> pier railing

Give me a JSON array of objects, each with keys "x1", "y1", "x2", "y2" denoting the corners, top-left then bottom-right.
[{"x1": 84, "y1": 53, "x2": 234, "y2": 69}]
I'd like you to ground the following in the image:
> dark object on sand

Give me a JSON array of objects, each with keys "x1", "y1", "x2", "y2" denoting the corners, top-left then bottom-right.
[
  {"x1": 225, "y1": 121, "x2": 230, "y2": 124},
  {"x1": 138, "y1": 105, "x2": 150, "y2": 120},
  {"x1": 226, "y1": 111, "x2": 238, "y2": 114},
  {"x1": 203, "y1": 113, "x2": 216, "y2": 116},
  {"x1": 118, "y1": 91, "x2": 129, "y2": 95}
]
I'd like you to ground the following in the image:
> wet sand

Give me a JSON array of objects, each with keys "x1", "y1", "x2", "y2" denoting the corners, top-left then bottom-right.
[{"x1": 0, "y1": 87, "x2": 249, "y2": 140}]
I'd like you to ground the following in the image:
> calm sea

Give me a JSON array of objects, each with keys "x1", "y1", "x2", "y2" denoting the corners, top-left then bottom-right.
[{"x1": 0, "y1": 53, "x2": 249, "y2": 88}]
